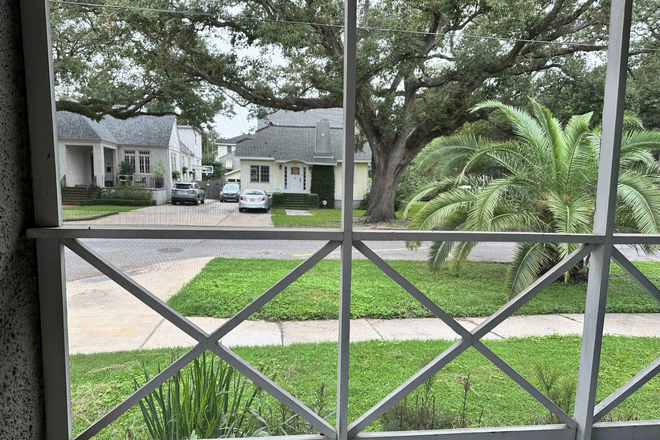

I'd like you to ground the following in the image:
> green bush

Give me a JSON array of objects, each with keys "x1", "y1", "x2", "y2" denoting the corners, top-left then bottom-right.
[
  {"x1": 271, "y1": 193, "x2": 319, "y2": 208},
  {"x1": 310, "y1": 165, "x2": 335, "y2": 208},
  {"x1": 358, "y1": 191, "x2": 405, "y2": 211},
  {"x1": 133, "y1": 352, "x2": 260, "y2": 440},
  {"x1": 119, "y1": 159, "x2": 135, "y2": 175},
  {"x1": 101, "y1": 186, "x2": 153, "y2": 201},
  {"x1": 80, "y1": 199, "x2": 155, "y2": 206}
]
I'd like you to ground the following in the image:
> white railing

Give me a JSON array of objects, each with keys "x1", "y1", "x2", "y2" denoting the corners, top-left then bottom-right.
[{"x1": 21, "y1": 0, "x2": 660, "y2": 439}]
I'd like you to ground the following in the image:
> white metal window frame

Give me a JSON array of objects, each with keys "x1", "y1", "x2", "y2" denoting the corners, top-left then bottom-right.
[{"x1": 20, "y1": 0, "x2": 660, "y2": 439}]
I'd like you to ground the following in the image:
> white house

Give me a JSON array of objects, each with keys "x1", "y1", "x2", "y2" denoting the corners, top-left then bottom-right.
[
  {"x1": 227, "y1": 108, "x2": 371, "y2": 207},
  {"x1": 56, "y1": 111, "x2": 203, "y2": 202},
  {"x1": 215, "y1": 134, "x2": 252, "y2": 173}
]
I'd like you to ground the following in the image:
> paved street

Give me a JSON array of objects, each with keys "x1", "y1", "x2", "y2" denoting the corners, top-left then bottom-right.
[{"x1": 66, "y1": 239, "x2": 655, "y2": 282}]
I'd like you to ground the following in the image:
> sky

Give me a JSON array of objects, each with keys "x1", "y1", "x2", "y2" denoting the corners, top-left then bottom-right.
[{"x1": 214, "y1": 106, "x2": 256, "y2": 139}]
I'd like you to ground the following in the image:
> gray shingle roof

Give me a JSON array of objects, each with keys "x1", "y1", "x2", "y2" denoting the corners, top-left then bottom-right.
[
  {"x1": 56, "y1": 111, "x2": 176, "y2": 146},
  {"x1": 219, "y1": 134, "x2": 253, "y2": 144},
  {"x1": 234, "y1": 125, "x2": 371, "y2": 163},
  {"x1": 258, "y1": 108, "x2": 343, "y2": 129}
]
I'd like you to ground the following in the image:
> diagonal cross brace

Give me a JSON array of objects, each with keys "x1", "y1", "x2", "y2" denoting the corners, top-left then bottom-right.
[
  {"x1": 348, "y1": 244, "x2": 594, "y2": 437},
  {"x1": 610, "y1": 247, "x2": 660, "y2": 305},
  {"x1": 63, "y1": 238, "x2": 338, "y2": 439}
]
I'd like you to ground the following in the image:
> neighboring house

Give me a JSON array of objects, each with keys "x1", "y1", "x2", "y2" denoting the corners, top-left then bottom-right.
[
  {"x1": 56, "y1": 111, "x2": 204, "y2": 202},
  {"x1": 229, "y1": 108, "x2": 371, "y2": 207},
  {"x1": 215, "y1": 134, "x2": 252, "y2": 173}
]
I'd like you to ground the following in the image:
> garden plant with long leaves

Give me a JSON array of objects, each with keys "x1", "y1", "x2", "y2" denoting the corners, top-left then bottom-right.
[{"x1": 403, "y1": 100, "x2": 660, "y2": 297}]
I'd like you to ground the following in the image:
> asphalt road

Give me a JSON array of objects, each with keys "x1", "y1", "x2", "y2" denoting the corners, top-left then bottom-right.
[{"x1": 65, "y1": 239, "x2": 656, "y2": 281}]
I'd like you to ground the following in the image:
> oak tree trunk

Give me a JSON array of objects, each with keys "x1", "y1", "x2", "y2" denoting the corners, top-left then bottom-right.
[{"x1": 364, "y1": 140, "x2": 412, "y2": 223}]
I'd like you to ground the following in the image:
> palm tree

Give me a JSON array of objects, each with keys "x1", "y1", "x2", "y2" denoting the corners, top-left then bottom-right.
[{"x1": 403, "y1": 100, "x2": 660, "y2": 297}]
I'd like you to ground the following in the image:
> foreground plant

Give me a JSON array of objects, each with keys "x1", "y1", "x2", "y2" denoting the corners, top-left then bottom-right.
[
  {"x1": 133, "y1": 352, "x2": 260, "y2": 440},
  {"x1": 404, "y1": 100, "x2": 660, "y2": 297}
]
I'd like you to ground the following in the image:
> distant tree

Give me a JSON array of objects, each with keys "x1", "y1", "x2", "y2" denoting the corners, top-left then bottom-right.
[
  {"x1": 202, "y1": 150, "x2": 226, "y2": 181},
  {"x1": 119, "y1": 159, "x2": 135, "y2": 175}
]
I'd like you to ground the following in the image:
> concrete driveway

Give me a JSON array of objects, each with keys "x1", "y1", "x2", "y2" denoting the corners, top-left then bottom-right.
[{"x1": 68, "y1": 199, "x2": 274, "y2": 227}]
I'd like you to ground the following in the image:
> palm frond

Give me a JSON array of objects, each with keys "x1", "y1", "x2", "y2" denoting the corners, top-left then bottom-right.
[
  {"x1": 617, "y1": 172, "x2": 660, "y2": 235},
  {"x1": 408, "y1": 189, "x2": 476, "y2": 231},
  {"x1": 506, "y1": 242, "x2": 554, "y2": 297}
]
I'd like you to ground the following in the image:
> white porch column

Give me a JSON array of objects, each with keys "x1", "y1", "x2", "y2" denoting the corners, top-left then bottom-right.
[{"x1": 92, "y1": 143, "x2": 104, "y2": 187}]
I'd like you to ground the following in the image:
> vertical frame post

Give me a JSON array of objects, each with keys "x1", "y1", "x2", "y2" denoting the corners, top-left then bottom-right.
[
  {"x1": 337, "y1": 0, "x2": 357, "y2": 438},
  {"x1": 574, "y1": 0, "x2": 633, "y2": 439},
  {"x1": 20, "y1": 0, "x2": 70, "y2": 439}
]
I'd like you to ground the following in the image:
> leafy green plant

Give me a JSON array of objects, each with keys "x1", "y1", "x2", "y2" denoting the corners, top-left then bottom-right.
[
  {"x1": 380, "y1": 376, "x2": 456, "y2": 431},
  {"x1": 119, "y1": 159, "x2": 135, "y2": 176},
  {"x1": 250, "y1": 383, "x2": 335, "y2": 436},
  {"x1": 405, "y1": 100, "x2": 660, "y2": 297},
  {"x1": 528, "y1": 362, "x2": 576, "y2": 425},
  {"x1": 172, "y1": 170, "x2": 181, "y2": 180},
  {"x1": 310, "y1": 165, "x2": 335, "y2": 209},
  {"x1": 101, "y1": 186, "x2": 152, "y2": 201},
  {"x1": 133, "y1": 352, "x2": 260, "y2": 440}
]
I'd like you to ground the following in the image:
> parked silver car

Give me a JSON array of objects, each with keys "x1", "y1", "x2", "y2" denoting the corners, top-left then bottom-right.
[
  {"x1": 171, "y1": 182, "x2": 205, "y2": 205},
  {"x1": 238, "y1": 189, "x2": 271, "y2": 212},
  {"x1": 219, "y1": 183, "x2": 241, "y2": 202}
]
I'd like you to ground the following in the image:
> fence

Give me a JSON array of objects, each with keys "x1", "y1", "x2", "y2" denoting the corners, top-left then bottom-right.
[{"x1": 194, "y1": 180, "x2": 225, "y2": 199}]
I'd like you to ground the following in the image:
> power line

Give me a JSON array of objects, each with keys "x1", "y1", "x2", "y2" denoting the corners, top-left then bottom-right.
[{"x1": 49, "y1": 0, "x2": 660, "y2": 52}]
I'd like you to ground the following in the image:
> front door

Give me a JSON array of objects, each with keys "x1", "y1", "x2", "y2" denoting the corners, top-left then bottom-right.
[{"x1": 286, "y1": 165, "x2": 304, "y2": 192}]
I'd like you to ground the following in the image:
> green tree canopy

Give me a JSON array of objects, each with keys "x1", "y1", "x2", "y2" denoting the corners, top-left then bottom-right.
[
  {"x1": 404, "y1": 100, "x2": 660, "y2": 297},
  {"x1": 51, "y1": 0, "x2": 660, "y2": 221}
]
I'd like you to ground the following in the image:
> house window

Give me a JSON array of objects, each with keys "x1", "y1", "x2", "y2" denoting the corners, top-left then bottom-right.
[
  {"x1": 139, "y1": 151, "x2": 150, "y2": 174},
  {"x1": 284, "y1": 166, "x2": 288, "y2": 188},
  {"x1": 303, "y1": 167, "x2": 307, "y2": 190},
  {"x1": 124, "y1": 150, "x2": 136, "y2": 169},
  {"x1": 171, "y1": 153, "x2": 176, "y2": 170},
  {"x1": 250, "y1": 165, "x2": 270, "y2": 183}
]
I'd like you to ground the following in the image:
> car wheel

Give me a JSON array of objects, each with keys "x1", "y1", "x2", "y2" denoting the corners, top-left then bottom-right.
[{"x1": 201, "y1": 198, "x2": 205, "y2": 204}]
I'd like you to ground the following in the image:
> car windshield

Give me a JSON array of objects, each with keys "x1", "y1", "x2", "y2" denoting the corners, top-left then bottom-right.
[
  {"x1": 174, "y1": 184, "x2": 192, "y2": 189},
  {"x1": 224, "y1": 184, "x2": 239, "y2": 191},
  {"x1": 244, "y1": 191, "x2": 263, "y2": 195}
]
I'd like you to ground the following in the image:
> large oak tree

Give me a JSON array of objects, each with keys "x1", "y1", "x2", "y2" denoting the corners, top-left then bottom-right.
[{"x1": 52, "y1": 0, "x2": 659, "y2": 221}]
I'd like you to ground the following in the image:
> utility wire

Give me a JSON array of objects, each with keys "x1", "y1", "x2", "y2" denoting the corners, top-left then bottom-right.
[{"x1": 50, "y1": 0, "x2": 660, "y2": 52}]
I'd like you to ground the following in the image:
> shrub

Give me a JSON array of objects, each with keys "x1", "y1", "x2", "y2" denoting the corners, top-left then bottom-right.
[
  {"x1": 527, "y1": 363, "x2": 576, "y2": 425},
  {"x1": 380, "y1": 376, "x2": 456, "y2": 431},
  {"x1": 250, "y1": 383, "x2": 335, "y2": 436},
  {"x1": 271, "y1": 193, "x2": 319, "y2": 209},
  {"x1": 80, "y1": 199, "x2": 155, "y2": 206},
  {"x1": 101, "y1": 186, "x2": 152, "y2": 201},
  {"x1": 172, "y1": 170, "x2": 181, "y2": 180},
  {"x1": 359, "y1": 191, "x2": 405, "y2": 212},
  {"x1": 310, "y1": 165, "x2": 335, "y2": 209},
  {"x1": 133, "y1": 352, "x2": 260, "y2": 440},
  {"x1": 119, "y1": 159, "x2": 135, "y2": 175}
]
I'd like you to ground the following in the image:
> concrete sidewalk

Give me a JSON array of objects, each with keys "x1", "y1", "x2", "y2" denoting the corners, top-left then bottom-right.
[
  {"x1": 67, "y1": 257, "x2": 660, "y2": 355},
  {"x1": 69, "y1": 310, "x2": 660, "y2": 355}
]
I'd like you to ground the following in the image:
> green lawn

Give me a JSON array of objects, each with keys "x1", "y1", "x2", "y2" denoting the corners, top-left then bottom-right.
[
  {"x1": 70, "y1": 336, "x2": 660, "y2": 439},
  {"x1": 271, "y1": 208, "x2": 366, "y2": 228},
  {"x1": 167, "y1": 258, "x2": 660, "y2": 320},
  {"x1": 62, "y1": 205, "x2": 143, "y2": 221}
]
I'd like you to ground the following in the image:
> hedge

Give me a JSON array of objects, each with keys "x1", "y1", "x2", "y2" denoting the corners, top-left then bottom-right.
[
  {"x1": 310, "y1": 165, "x2": 335, "y2": 208},
  {"x1": 271, "y1": 193, "x2": 320, "y2": 209},
  {"x1": 100, "y1": 186, "x2": 153, "y2": 201},
  {"x1": 80, "y1": 199, "x2": 156, "y2": 207}
]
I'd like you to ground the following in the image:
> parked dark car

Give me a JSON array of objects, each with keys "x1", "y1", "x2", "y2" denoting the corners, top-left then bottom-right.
[
  {"x1": 220, "y1": 183, "x2": 241, "y2": 202},
  {"x1": 171, "y1": 182, "x2": 205, "y2": 205}
]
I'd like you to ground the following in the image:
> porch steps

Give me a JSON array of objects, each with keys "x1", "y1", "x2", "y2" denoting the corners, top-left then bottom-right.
[
  {"x1": 272, "y1": 193, "x2": 319, "y2": 209},
  {"x1": 61, "y1": 187, "x2": 101, "y2": 205}
]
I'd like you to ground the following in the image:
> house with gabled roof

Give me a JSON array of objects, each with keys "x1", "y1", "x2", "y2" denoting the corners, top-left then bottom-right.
[
  {"x1": 226, "y1": 108, "x2": 371, "y2": 207},
  {"x1": 56, "y1": 111, "x2": 203, "y2": 202}
]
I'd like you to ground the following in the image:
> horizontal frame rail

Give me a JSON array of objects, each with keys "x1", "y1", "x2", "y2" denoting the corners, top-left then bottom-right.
[{"x1": 27, "y1": 226, "x2": 344, "y2": 240}]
